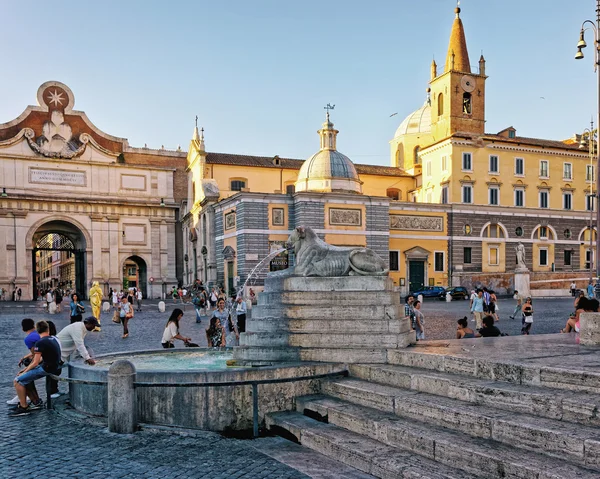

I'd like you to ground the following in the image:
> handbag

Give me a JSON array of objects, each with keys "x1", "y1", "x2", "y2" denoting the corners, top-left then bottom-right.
[
  {"x1": 77, "y1": 303, "x2": 85, "y2": 314},
  {"x1": 125, "y1": 311, "x2": 134, "y2": 319},
  {"x1": 112, "y1": 310, "x2": 121, "y2": 324}
]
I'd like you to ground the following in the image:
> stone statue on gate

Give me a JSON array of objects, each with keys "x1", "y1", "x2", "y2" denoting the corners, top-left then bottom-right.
[
  {"x1": 284, "y1": 226, "x2": 388, "y2": 277},
  {"x1": 89, "y1": 281, "x2": 103, "y2": 331}
]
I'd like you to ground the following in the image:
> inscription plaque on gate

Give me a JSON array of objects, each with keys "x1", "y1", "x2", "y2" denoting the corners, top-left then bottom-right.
[{"x1": 29, "y1": 167, "x2": 86, "y2": 187}]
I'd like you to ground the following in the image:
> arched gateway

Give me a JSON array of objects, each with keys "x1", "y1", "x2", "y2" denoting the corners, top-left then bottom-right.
[{"x1": 30, "y1": 219, "x2": 88, "y2": 300}]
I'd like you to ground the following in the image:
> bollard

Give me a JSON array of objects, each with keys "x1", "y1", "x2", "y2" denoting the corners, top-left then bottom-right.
[
  {"x1": 158, "y1": 301, "x2": 166, "y2": 313},
  {"x1": 108, "y1": 360, "x2": 137, "y2": 433},
  {"x1": 446, "y1": 292, "x2": 452, "y2": 302}
]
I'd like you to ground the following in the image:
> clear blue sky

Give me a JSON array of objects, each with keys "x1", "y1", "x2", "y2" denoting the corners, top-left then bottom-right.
[{"x1": 0, "y1": 0, "x2": 596, "y2": 165}]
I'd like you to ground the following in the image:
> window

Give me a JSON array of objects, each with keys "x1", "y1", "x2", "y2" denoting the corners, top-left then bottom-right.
[
  {"x1": 437, "y1": 93, "x2": 444, "y2": 116},
  {"x1": 462, "y1": 185, "x2": 472, "y2": 203},
  {"x1": 489, "y1": 247, "x2": 499, "y2": 266},
  {"x1": 441, "y1": 186, "x2": 449, "y2": 204},
  {"x1": 434, "y1": 252, "x2": 445, "y2": 272},
  {"x1": 563, "y1": 163, "x2": 572, "y2": 180},
  {"x1": 539, "y1": 190, "x2": 549, "y2": 209},
  {"x1": 462, "y1": 152, "x2": 472, "y2": 171},
  {"x1": 515, "y1": 158, "x2": 524, "y2": 176},
  {"x1": 539, "y1": 248, "x2": 548, "y2": 266},
  {"x1": 286, "y1": 184, "x2": 295, "y2": 195},
  {"x1": 489, "y1": 187, "x2": 499, "y2": 205},
  {"x1": 587, "y1": 194, "x2": 596, "y2": 211},
  {"x1": 386, "y1": 188, "x2": 400, "y2": 200},
  {"x1": 563, "y1": 192, "x2": 572, "y2": 210},
  {"x1": 441, "y1": 155, "x2": 448, "y2": 172},
  {"x1": 514, "y1": 188, "x2": 524, "y2": 207},
  {"x1": 539, "y1": 160, "x2": 549, "y2": 178},
  {"x1": 539, "y1": 226, "x2": 548, "y2": 239},
  {"x1": 230, "y1": 180, "x2": 246, "y2": 191},
  {"x1": 464, "y1": 247, "x2": 472, "y2": 264},
  {"x1": 426, "y1": 160, "x2": 432, "y2": 177},
  {"x1": 462, "y1": 92, "x2": 472, "y2": 114},
  {"x1": 587, "y1": 165, "x2": 595, "y2": 181},
  {"x1": 414, "y1": 146, "x2": 421, "y2": 165},
  {"x1": 389, "y1": 251, "x2": 399, "y2": 272},
  {"x1": 489, "y1": 155, "x2": 499, "y2": 174},
  {"x1": 464, "y1": 224, "x2": 472, "y2": 235},
  {"x1": 564, "y1": 250, "x2": 572, "y2": 266},
  {"x1": 564, "y1": 229, "x2": 572, "y2": 239},
  {"x1": 586, "y1": 249, "x2": 593, "y2": 270},
  {"x1": 508, "y1": 129, "x2": 516, "y2": 139},
  {"x1": 515, "y1": 226, "x2": 524, "y2": 237}
]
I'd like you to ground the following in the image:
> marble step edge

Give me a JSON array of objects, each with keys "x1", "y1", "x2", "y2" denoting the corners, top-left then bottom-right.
[
  {"x1": 258, "y1": 291, "x2": 401, "y2": 306},
  {"x1": 294, "y1": 396, "x2": 600, "y2": 479},
  {"x1": 266, "y1": 411, "x2": 478, "y2": 479},
  {"x1": 349, "y1": 363, "x2": 600, "y2": 427},
  {"x1": 387, "y1": 348, "x2": 600, "y2": 394},
  {"x1": 234, "y1": 346, "x2": 405, "y2": 364},
  {"x1": 241, "y1": 331, "x2": 411, "y2": 348},
  {"x1": 320, "y1": 377, "x2": 600, "y2": 467},
  {"x1": 246, "y1": 318, "x2": 411, "y2": 334}
]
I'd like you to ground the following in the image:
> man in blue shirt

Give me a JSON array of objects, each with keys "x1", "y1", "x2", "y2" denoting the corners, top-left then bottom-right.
[
  {"x1": 471, "y1": 290, "x2": 485, "y2": 329},
  {"x1": 7, "y1": 319, "x2": 40, "y2": 406},
  {"x1": 588, "y1": 282, "x2": 595, "y2": 299}
]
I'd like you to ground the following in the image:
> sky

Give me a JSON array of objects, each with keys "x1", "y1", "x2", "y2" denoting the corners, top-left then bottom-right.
[{"x1": 0, "y1": 0, "x2": 597, "y2": 166}]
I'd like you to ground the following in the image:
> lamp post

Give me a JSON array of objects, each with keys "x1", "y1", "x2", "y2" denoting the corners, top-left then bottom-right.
[
  {"x1": 580, "y1": 121, "x2": 596, "y2": 282},
  {"x1": 576, "y1": 1, "x2": 600, "y2": 279}
]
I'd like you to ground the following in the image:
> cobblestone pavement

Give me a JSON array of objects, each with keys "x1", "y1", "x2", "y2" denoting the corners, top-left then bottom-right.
[
  {"x1": 0, "y1": 300, "x2": 307, "y2": 479},
  {"x1": 0, "y1": 296, "x2": 578, "y2": 478},
  {"x1": 418, "y1": 295, "x2": 577, "y2": 340}
]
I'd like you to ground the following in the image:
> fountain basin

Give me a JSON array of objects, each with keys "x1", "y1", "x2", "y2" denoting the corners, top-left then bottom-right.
[{"x1": 68, "y1": 348, "x2": 342, "y2": 432}]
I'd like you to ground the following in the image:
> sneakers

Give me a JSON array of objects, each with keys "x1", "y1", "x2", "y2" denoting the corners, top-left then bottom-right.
[
  {"x1": 29, "y1": 399, "x2": 44, "y2": 410},
  {"x1": 9, "y1": 405, "x2": 31, "y2": 416},
  {"x1": 6, "y1": 396, "x2": 30, "y2": 406}
]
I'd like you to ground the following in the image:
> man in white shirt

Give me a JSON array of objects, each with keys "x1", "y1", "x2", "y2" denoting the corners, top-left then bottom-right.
[
  {"x1": 56, "y1": 317, "x2": 97, "y2": 365},
  {"x1": 136, "y1": 289, "x2": 143, "y2": 312}
]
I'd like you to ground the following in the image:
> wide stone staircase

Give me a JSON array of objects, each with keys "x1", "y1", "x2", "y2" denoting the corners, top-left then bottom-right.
[{"x1": 266, "y1": 347, "x2": 600, "y2": 478}]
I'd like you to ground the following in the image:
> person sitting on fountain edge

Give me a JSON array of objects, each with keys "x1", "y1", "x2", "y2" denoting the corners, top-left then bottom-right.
[{"x1": 478, "y1": 315, "x2": 502, "y2": 337}]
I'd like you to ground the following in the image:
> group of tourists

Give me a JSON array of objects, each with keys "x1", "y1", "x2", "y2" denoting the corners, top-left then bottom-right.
[
  {"x1": 1, "y1": 287, "x2": 22, "y2": 301},
  {"x1": 9, "y1": 316, "x2": 99, "y2": 417}
]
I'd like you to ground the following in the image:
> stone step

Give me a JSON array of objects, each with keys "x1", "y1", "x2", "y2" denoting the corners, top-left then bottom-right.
[
  {"x1": 264, "y1": 275, "x2": 394, "y2": 293},
  {"x1": 387, "y1": 348, "x2": 600, "y2": 394},
  {"x1": 234, "y1": 346, "x2": 391, "y2": 364},
  {"x1": 258, "y1": 291, "x2": 401, "y2": 307},
  {"x1": 295, "y1": 395, "x2": 600, "y2": 478},
  {"x1": 266, "y1": 411, "x2": 478, "y2": 479},
  {"x1": 251, "y1": 304, "x2": 402, "y2": 321},
  {"x1": 320, "y1": 378, "x2": 600, "y2": 467},
  {"x1": 349, "y1": 363, "x2": 600, "y2": 427},
  {"x1": 247, "y1": 318, "x2": 410, "y2": 334},
  {"x1": 242, "y1": 331, "x2": 406, "y2": 349}
]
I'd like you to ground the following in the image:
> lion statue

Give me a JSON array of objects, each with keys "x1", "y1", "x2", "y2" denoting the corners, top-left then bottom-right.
[{"x1": 284, "y1": 226, "x2": 388, "y2": 277}]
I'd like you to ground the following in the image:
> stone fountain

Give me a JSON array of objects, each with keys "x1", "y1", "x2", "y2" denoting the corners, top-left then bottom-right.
[{"x1": 235, "y1": 226, "x2": 415, "y2": 364}]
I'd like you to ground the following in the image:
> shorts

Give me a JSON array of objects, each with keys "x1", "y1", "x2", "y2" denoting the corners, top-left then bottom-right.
[
  {"x1": 488, "y1": 303, "x2": 496, "y2": 314},
  {"x1": 15, "y1": 365, "x2": 49, "y2": 386}
]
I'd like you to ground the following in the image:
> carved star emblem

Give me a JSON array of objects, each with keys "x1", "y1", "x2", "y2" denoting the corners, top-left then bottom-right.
[{"x1": 47, "y1": 90, "x2": 64, "y2": 107}]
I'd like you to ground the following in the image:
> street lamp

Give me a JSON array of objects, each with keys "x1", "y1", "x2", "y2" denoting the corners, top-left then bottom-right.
[
  {"x1": 579, "y1": 120, "x2": 596, "y2": 282},
  {"x1": 575, "y1": 1, "x2": 600, "y2": 278}
]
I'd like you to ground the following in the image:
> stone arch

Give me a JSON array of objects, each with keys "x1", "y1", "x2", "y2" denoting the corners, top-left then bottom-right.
[
  {"x1": 26, "y1": 215, "x2": 92, "y2": 251},
  {"x1": 578, "y1": 225, "x2": 598, "y2": 242},
  {"x1": 479, "y1": 221, "x2": 509, "y2": 238},
  {"x1": 530, "y1": 224, "x2": 557, "y2": 240},
  {"x1": 120, "y1": 254, "x2": 150, "y2": 298}
]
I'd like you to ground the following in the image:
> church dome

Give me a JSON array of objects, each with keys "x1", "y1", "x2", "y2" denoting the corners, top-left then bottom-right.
[
  {"x1": 394, "y1": 101, "x2": 431, "y2": 138},
  {"x1": 295, "y1": 113, "x2": 362, "y2": 194}
]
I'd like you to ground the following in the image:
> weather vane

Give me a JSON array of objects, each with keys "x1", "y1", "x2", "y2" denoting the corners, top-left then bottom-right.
[
  {"x1": 324, "y1": 103, "x2": 335, "y2": 113},
  {"x1": 195, "y1": 115, "x2": 198, "y2": 128}
]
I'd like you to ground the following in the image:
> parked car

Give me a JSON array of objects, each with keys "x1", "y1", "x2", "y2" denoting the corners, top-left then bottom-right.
[
  {"x1": 438, "y1": 286, "x2": 470, "y2": 301},
  {"x1": 409, "y1": 286, "x2": 446, "y2": 299}
]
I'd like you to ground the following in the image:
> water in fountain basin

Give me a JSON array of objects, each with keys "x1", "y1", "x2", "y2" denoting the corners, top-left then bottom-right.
[{"x1": 96, "y1": 351, "x2": 234, "y2": 371}]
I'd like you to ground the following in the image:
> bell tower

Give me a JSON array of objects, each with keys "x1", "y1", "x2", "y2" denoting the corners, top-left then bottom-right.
[{"x1": 430, "y1": 5, "x2": 487, "y2": 139}]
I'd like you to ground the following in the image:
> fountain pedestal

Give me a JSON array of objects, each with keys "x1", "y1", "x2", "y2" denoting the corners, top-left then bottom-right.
[{"x1": 235, "y1": 275, "x2": 415, "y2": 364}]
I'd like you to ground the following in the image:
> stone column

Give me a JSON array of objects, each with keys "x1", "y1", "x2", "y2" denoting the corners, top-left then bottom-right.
[
  {"x1": 108, "y1": 360, "x2": 137, "y2": 434},
  {"x1": 579, "y1": 312, "x2": 600, "y2": 345}
]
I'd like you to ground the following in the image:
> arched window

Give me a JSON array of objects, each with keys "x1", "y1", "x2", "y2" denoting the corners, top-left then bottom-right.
[
  {"x1": 462, "y1": 93, "x2": 472, "y2": 115},
  {"x1": 414, "y1": 146, "x2": 421, "y2": 165},
  {"x1": 482, "y1": 224, "x2": 506, "y2": 239},
  {"x1": 286, "y1": 184, "x2": 295, "y2": 195},
  {"x1": 437, "y1": 93, "x2": 444, "y2": 116},
  {"x1": 230, "y1": 179, "x2": 246, "y2": 191},
  {"x1": 386, "y1": 188, "x2": 401, "y2": 201},
  {"x1": 395, "y1": 144, "x2": 404, "y2": 169}
]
